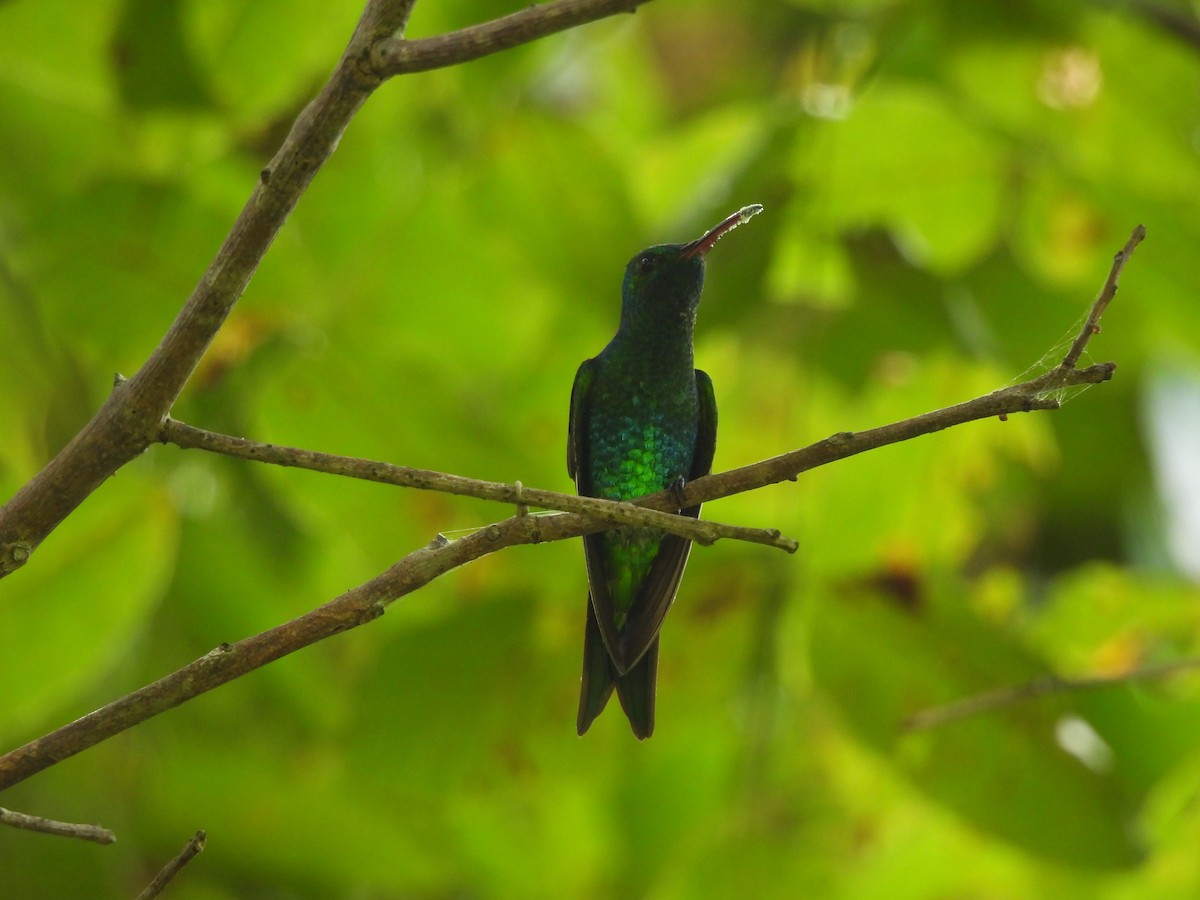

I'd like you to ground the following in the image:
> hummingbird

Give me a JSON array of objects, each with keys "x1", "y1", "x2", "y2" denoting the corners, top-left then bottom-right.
[{"x1": 568, "y1": 204, "x2": 763, "y2": 739}]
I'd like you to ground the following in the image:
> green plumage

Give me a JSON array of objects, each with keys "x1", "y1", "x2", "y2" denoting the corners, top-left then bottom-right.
[{"x1": 568, "y1": 205, "x2": 761, "y2": 739}]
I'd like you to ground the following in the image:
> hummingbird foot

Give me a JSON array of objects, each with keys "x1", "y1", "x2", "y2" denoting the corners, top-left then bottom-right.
[{"x1": 667, "y1": 475, "x2": 688, "y2": 512}]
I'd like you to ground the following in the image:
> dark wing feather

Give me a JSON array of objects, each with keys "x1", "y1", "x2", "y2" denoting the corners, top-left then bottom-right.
[
  {"x1": 611, "y1": 369, "x2": 718, "y2": 672},
  {"x1": 569, "y1": 358, "x2": 628, "y2": 665},
  {"x1": 567, "y1": 359, "x2": 597, "y2": 483},
  {"x1": 692, "y1": 369, "x2": 718, "y2": 479},
  {"x1": 614, "y1": 530, "x2": 696, "y2": 671},
  {"x1": 576, "y1": 594, "x2": 618, "y2": 735},
  {"x1": 581, "y1": 527, "x2": 627, "y2": 668},
  {"x1": 613, "y1": 637, "x2": 659, "y2": 739}
]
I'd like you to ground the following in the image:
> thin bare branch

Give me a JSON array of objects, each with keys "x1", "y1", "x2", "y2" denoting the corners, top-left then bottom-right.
[
  {"x1": 1059, "y1": 223, "x2": 1145, "y2": 370},
  {"x1": 375, "y1": 0, "x2": 649, "y2": 75},
  {"x1": 0, "y1": 807, "x2": 116, "y2": 845},
  {"x1": 158, "y1": 419, "x2": 797, "y2": 553},
  {"x1": 135, "y1": 830, "x2": 207, "y2": 900},
  {"x1": 902, "y1": 657, "x2": 1200, "y2": 732}
]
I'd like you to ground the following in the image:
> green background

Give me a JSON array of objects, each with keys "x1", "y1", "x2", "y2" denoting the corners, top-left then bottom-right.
[{"x1": 2, "y1": 0, "x2": 1200, "y2": 896}]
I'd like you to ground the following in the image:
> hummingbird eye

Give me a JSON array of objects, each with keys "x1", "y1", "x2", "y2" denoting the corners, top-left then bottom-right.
[{"x1": 637, "y1": 254, "x2": 656, "y2": 274}]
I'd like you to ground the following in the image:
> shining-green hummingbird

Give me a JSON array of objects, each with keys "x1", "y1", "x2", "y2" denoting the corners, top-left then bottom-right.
[{"x1": 568, "y1": 204, "x2": 763, "y2": 739}]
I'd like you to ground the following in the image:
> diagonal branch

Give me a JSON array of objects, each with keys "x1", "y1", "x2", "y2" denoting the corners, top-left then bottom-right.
[
  {"x1": 0, "y1": 0, "x2": 657, "y2": 579},
  {"x1": 135, "y1": 830, "x2": 207, "y2": 900},
  {"x1": 0, "y1": 225, "x2": 1144, "y2": 793},
  {"x1": 1058, "y1": 223, "x2": 1144, "y2": 371},
  {"x1": 158, "y1": 418, "x2": 798, "y2": 553}
]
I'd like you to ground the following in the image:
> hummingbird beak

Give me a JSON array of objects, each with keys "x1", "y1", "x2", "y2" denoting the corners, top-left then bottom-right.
[{"x1": 679, "y1": 204, "x2": 764, "y2": 258}]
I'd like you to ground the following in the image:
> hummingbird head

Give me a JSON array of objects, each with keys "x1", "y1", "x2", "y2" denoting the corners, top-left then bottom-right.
[{"x1": 619, "y1": 205, "x2": 763, "y2": 334}]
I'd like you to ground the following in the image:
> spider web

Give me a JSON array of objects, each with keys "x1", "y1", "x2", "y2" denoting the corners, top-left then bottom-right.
[{"x1": 1002, "y1": 309, "x2": 1099, "y2": 407}]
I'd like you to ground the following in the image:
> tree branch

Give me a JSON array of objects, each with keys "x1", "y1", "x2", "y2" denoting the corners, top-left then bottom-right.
[
  {"x1": 374, "y1": 0, "x2": 649, "y2": 76},
  {"x1": 902, "y1": 656, "x2": 1200, "y2": 732},
  {"x1": 0, "y1": 807, "x2": 116, "y2": 845},
  {"x1": 0, "y1": 225, "x2": 1143, "y2": 792},
  {"x1": 1059, "y1": 223, "x2": 1144, "y2": 371},
  {"x1": 158, "y1": 418, "x2": 798, "y2": 553},
  {"x1": 135, "y1": 830, "x2": 207, "y2": 900},
  {"x1": 669, "y1": 364, "x2": 1112, "y2": 510}
]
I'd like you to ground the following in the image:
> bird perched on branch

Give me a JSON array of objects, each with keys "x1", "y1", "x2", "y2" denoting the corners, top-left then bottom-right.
[{"x1": 568, "y1": 204, "x2": 763, "y2": 739}]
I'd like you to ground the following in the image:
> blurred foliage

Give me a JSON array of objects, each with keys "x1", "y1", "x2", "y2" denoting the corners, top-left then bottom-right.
[{"x1": 2, "y1": 0, "x2": 1200, "y2": 896}]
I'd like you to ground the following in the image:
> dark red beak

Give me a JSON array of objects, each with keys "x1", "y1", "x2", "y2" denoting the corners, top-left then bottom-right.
[{"x1": 680, "y1": 204, "x2": 764, "y2": 258}]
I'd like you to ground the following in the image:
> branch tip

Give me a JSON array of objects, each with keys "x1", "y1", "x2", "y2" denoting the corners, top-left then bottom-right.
[
  {"x1": 1049, "y1": 223, "x2": 1145, "y2": 375},
  {"x1": 135, "y1": 829, "x2": 207, "y2": 900},
  {"x1": 0, "y1": 807, "x2": 117, "y2": 844}
]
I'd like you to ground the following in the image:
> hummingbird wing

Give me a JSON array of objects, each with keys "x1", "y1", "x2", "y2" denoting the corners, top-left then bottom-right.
[
  {"x1": 577, "y1": 595, "x2": 617, "y2": 733},
  {"x1": 693, "y1": 368, "x2": 719, "y2": 478},
  {"x1": 567, "y1": 357, "x2": 596, "y2": 481},
  {"x1": 570, "y1": 357, "x2": 632, "y2": 666},
  {"x1": 612, "y1": 635, "x2": 659, "y2": 739},
  {"x1": 610, "y1": 369, "x2": 719, "y2": 672}
]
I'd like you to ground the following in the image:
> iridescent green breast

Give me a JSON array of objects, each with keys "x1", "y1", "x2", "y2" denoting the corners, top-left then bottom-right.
[{"x1": 585, "y1": 383, "x2": 699, "y2": 621}]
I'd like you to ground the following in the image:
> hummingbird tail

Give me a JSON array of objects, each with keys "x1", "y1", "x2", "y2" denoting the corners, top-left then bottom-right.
[
  {"x1": 614, "y1": 638, "x2": 658, "y2": 740},
  {"x1": 576, "y1": 596, "x2": 659, "y2": 740},
  {"x1": 577, "y1": 597, "x2": 616, "y2": 736}
]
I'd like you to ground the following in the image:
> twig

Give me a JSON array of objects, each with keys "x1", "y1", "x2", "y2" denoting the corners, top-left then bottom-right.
[
  {"x1": 134, "y1": 830, "x2": 207, "y2": 900},
  {"x1": 0, "y1": 807, "x2": 116, "y2": 844},
  {"x1": 902, "y1": 657, "x2": 1200, "y2": 732},
  {"x1": 158, "y1": 419, "x2": 798, "y2": 553},
  {"x1": 1059, "y1": 223, "x2": 1144, "y2": 371},
  {"x1": 375, "y1": 0, "x2": 649, "y2": 75},
  {"x1": 0, "y1": 228, "x2": 1144, "y2": 790}
]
